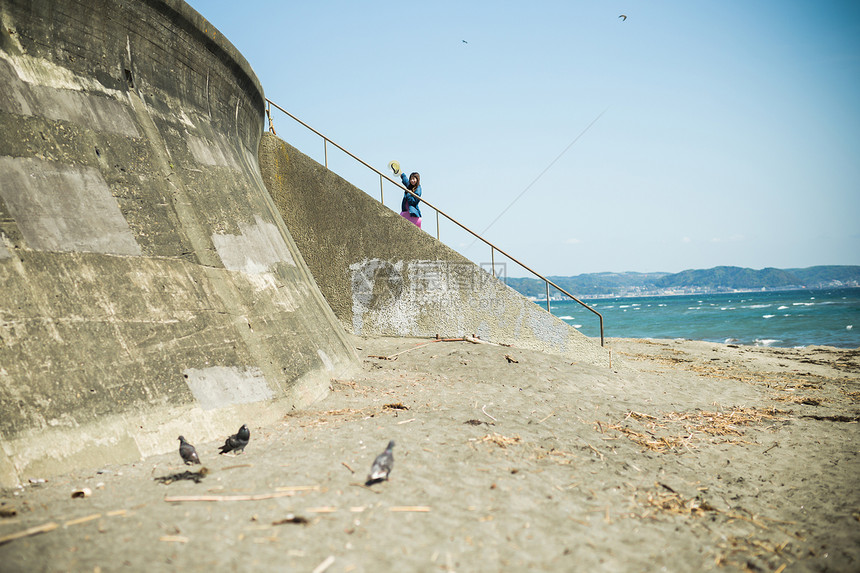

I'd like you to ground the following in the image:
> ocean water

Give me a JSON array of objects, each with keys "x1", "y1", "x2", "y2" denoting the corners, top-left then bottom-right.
[{"x1": 548, "y1": 287, "x2": 860, "y2": 349}]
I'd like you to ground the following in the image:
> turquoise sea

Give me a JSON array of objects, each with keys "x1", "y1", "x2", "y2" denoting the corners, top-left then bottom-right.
[{"x1": 549, "y1": 287, "x2": 860, "y2": 349}]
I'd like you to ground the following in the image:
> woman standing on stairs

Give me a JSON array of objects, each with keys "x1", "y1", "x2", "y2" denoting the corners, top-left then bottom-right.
[{"x1": 398, "y1": 169, "x2": 422, "y2": 228}]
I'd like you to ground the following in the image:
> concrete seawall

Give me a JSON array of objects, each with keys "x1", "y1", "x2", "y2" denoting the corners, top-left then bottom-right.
[
  {"x1": 258, "y1": 135, "x2": 609, "y2": 367},
  {"x1": 0, "y1": 0, "x2": 358, "y2": 487}
]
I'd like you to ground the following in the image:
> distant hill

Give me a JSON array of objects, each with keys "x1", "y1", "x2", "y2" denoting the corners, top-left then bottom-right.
[{"x1": 505, "y1": 265, "x2": 860, "y2": 299}]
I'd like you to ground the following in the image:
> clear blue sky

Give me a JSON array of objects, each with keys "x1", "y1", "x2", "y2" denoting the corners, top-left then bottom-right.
[{"x1": 187, "y1": 1, "x2": 859, "y2": 277}]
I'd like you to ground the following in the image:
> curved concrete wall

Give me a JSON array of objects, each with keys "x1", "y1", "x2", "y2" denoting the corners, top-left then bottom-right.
[
  {"x1": 259, "y1": 135, "x2": 609, "y2": 367},
  {"x1": 0, "y1": 0, "x2": 358, "y2": 487}
]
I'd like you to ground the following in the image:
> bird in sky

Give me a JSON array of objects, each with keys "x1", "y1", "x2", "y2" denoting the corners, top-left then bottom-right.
[
  {"x1": 218, "y1": 424, "x2": 250, "y2": 455},
  {"x1": 462, "y1": 39, "x2": 468, "y2": 44},
  {"x1": 178, "y1": 435, "x2": 200, "y2": 465},
  {"x1": 619, "y1": 14, "x2": 627, "y2": 21},
  {"x1": 365, "y1": 440, "x2": 395, "y2": 485}
]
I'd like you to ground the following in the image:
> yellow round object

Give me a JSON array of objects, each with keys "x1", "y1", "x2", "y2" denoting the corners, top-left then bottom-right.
[{"x1": 388, "y1": 160, "x2": 401, "y2": 176}]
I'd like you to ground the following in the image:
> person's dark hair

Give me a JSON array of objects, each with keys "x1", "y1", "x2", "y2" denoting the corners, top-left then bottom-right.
[{"x1": 408, "y1": 172, "x2": 420, "y2": 190}]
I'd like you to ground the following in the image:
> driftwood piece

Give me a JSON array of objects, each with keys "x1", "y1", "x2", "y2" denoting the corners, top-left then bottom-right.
[{"x1": 0, "y1": 521, "x2": 59, "y2": 546}]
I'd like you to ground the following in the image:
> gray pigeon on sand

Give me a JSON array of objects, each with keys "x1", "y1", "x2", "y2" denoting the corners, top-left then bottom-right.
[
  {"x1": 178, "y1": 435, "x2": 200, "y2": 465},
  {"x1": 366, "y1": 440, "x2": 395, "y2": 485},
  {"x1": 218, "y1": 424, "x2": 250, "y2": 455}
]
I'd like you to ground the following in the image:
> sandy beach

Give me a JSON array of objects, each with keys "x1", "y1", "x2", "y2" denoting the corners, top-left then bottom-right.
[{"x1": 1, "y1": 336, "x2": 858, "y2": 572}]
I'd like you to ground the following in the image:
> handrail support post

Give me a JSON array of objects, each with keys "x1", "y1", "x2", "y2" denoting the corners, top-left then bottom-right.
[{"x1": 491, "y1": 247, "x2": 495, "y2": 277}]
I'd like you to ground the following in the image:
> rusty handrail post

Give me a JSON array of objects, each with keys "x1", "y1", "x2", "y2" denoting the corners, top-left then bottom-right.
[
  {"x1": 264, "y1": 99, "x2": 605, "y2": 346},
  {"x1": 490, "y1": 247, "x2": 495, "y2": 277},
  {"x1": 266, "y1": 101, "x2": 276, "y2": 135}
]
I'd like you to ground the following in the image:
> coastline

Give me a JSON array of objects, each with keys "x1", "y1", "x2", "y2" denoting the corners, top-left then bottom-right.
[
  {"x1": 525, "y1": 284, "x2": 860, "y2": 303},
  {"x1": 553, "y1": 287, "x2": 860, "y2": 350},
  {"x1": 1, "y1": 335, "x2": 858, "y2": 571}
]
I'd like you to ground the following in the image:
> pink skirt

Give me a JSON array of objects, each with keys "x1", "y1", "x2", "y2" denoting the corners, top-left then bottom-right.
[{"x1": 400, "y1": 212, "x2": 422, "y2": 228}]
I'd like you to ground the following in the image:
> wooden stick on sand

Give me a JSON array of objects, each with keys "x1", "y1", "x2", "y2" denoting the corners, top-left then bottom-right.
[{"x1": 0, "y1": 521, "x2": 59, "y2": 546}]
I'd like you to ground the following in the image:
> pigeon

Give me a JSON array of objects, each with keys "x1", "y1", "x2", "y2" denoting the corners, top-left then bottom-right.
[
  {"x1": 178, "y1": 435, "x2": 201, "y2": 465},
  {"x1": 218, "y1": 424, "x2": 250, "y2": 455},
  {"x1": 366, "y1": 440, "x2": 395, "y2": 485}
]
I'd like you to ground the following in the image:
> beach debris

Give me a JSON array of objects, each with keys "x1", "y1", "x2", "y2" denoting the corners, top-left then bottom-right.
[
  {"x1": 464, "y1": 419, "x2": 492, "y2": 426},
  {"x1": 341, "y1": 461, "x2": 355, "y2": 474},
  {"x1": 164, "y1": 490, "x2": 301, "y2": 502},
  {"x1": 504, "y1": 354, "x2": 518, "y2": 363},
  {"x1": 63, "y1": 513, "x2": 102, "y2": 527},
  {"x1": 274, "y1": 486, "x2": 322, "y2": 493},
  {"x1": 221, "y1": 464, "x2": 253, "y2": 471},
  {"x1": 463, "y1": 335, "x2": 500, "y2": 346},
  {"x1": 389, "y1": 506, "x2": 431, "y2": 512},
  {"x1": 154, "y1": 467, "x2": 210, "y2": 485},
  {"x1": 800, "y1": 413, "x2": 860, "y2": 422},
  {"x1": 478, "y1": 433, "x2": 521, "y2": 448},
  {"x1": 774, "y1": 395, "x2": 823, "y2": 406},
  {"x1": 219, "y1": 424, "x2": 250, "y2": 455},
  {"x1": 272, "y1": 514, "x2": 309, "y2": 526},
  {"x1": 159, "y1": 535, "x2": 189, "y2": 543},
  {"x1": 481, "y1": 404, "x2": 498, "y2": 422},
  {"x1": 71, "y1": 487, "x2": 92, "y2": 499},
  {"x1": 0, "y1": 504, "x2": 17, "y2": 518},
  {"x1": 383, "y1": 402, "x2": 409, "y2": 411},
  {"x1": 0, "y1": 521, "x2": 59, "y2": 546},
  {"x1": 178, "y1": 435, "x2": 201, "y2": 465},
  {"x1": 365, "y1": 440, "x2": 395, "y2": 485},
  {"x1": 312, "y1": 556, "x2": 336, "y2": 573},
  {"x1": 602, "y1": 407, "x2": 789, "y2": 453},
  {"x1": 637, "y1": 483, "x2": 718, "y2": 517}
]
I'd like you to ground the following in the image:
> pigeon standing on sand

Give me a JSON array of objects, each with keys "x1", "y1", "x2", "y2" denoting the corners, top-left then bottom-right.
[
  {"x1": 366, "y1": 440, "x2": 395, "y2": 485},
  {"x1": 178, "y1": 435, "x2": 200, "y2": 465},
  {"x1": 218, "y1": 424, "x2": 250, "y2": 455}
]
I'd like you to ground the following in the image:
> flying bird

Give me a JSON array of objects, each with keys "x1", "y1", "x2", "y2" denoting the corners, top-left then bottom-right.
[
  {"x1": 365, "y1": 440, "x2": 395, "y2": 485},
  {"x1": 178, "y1": 435, "x2": 200, "y2": 465},
  {"x1": 462, "y1": 39, "x2": 468, "y2": 44},
  {"x1": 619, "y1": 14, "x2": 627, "y2": 21},
  {"x1": 218, "y1": 424, "x2": 250, "y2": 455}
]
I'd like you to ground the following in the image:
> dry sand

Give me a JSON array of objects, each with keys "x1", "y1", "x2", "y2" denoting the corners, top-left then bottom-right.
[{"x1": 1, "y1": 336, "x2": 858, "y2": 572}]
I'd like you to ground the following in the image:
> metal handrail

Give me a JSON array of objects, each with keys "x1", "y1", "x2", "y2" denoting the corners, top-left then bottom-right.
[{"x1": 265, "y1": 99, "x2": 604, "y2": 346}]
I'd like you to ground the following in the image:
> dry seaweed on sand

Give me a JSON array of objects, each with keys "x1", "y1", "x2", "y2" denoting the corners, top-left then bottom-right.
[
  {"x1": 476, "y1": 433, "x2": 522, "y2": 448},
  {"x1": 633, "y1": 482, "x2": 719, "y2": 518},
  {"x1": 601, "y1": 407, "x2": 790, "y2": 452},
  {"x1": 771, "y1": 394, "x2": 825, "y2": 405},
  {"x1": 714, "y1": 535, "x2": 804, "y2": 572},
  {"x1": 154, "y1": 467, "x2": 210, "y2": 485}
]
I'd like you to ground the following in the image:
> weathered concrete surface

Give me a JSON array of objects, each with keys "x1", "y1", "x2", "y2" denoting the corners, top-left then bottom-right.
[
  {"x1": 259, "y1": 135, "x2": 609, "y2": 367},
  {"x1": 0, "y1": 0, "x2": 358, "y2": 487}
]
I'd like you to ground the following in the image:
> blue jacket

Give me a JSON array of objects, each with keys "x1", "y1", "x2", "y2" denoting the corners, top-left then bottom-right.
[{"x1": 400, "y1": 172, "x2": 422, "y2": 218}]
